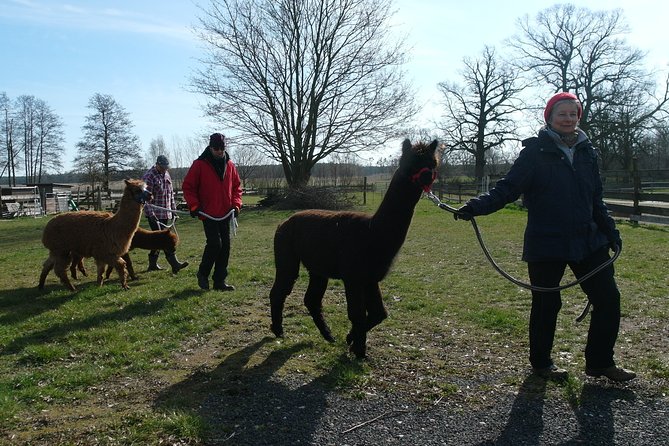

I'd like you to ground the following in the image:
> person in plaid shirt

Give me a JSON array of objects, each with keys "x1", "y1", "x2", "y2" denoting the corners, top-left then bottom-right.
[{"x1": 142, "y1": 155, "x2": 189, "y2": 274}]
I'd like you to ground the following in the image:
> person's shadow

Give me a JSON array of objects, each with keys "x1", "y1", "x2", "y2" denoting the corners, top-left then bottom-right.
[
  {"x1": 479, "y1": 375, "x2": 637, "y2": 445},
  {"x1": 478, "y1": 373, "x2": 549, "y2": 445},
  {"x1": 557, "y1": 382, "x2": 636, "y2": 445},
  {"x1": 155, "y1": 337, "x2": 343, "y2": 445}
]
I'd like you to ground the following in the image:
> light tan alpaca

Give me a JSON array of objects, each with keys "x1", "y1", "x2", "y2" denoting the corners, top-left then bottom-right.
[
  {"x1": 38, "y1": 179, "x2": 151, "y2": 291},
  {"x1": 70, "y1": 226, "x2": 180, "y2": 281}
]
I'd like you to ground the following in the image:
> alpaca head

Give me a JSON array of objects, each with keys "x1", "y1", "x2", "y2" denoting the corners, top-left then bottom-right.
[
  {"x1": 400, "y1": 139, "x2": 440, "y2": 192},
  {"x1": 124, "y1": 179, "x2": 152, "y2": 204}
]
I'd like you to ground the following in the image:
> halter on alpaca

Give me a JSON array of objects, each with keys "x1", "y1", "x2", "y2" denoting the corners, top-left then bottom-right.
[{"x1": 269, "y1": 139, "x2": 439, "y2": 358}]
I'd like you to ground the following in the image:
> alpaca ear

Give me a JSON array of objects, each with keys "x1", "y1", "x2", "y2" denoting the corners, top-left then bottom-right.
[
  {"x1": 402, "y1": 139, "x2": 412, "y2": 155},
  {"x1": 428, "y1": 140, "x2": 439, "y2": 154}
]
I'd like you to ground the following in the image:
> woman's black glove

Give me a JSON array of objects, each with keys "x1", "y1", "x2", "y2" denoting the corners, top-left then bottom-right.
[
  {"x1": 454, "y1": 204, "x2": 474, "y2": 221},
  {"x1": 609, "y1": 237, "x2": 622, "y2": 253},
  {"x1": 190, "y1": 208, "x2": 202, "y2": 218}
]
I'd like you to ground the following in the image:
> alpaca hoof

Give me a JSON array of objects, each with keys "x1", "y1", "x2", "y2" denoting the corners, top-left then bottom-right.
[
  {"x1": 350, "y1": 343, "x2": 367, "y2": 359},
  {"x1": 323, "y1": 333, "x2": 336, "y2": 343},
  {"x1": 271, "y1": 324, "x2": 284, "y2": 338}
]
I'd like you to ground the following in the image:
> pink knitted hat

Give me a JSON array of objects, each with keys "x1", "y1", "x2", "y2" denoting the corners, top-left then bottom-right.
[{"x1": 544, "y1": 92, "x2": 582, "y2": 123}]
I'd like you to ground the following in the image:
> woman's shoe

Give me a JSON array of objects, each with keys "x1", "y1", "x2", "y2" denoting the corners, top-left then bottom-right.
[
  {"x1": 533, "y1": 364, "x2": 568, "y2": 381},
  {"x1": 585, "y1": 366, "x2": 636, "y2": 382},
  {"x1": 196, "y1": 272, "x2": 209, "y2": 290}
]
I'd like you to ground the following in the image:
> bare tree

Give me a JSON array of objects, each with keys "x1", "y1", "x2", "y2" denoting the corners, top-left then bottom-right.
[
  {"x1": 30, "y1": 98, "x2": 65, "y2": 183},
  {"x1": 437, "y1": 46, "x2": 524, "y2": 187},
  {"x1": 509, "y1": 5, "x2": 669, "y2": 168},
  {"x1": 74, "y1": 93, "x2": 140, "y2": 192},
  {"x1": 8, "y1": 95, "x2": 65, "y2": 184},
  {"x1": 0, "y1": 92, "x2": 17, "y2": 185},
  {"x1": 170, "y1": 134, "x2": 205, "y2": 168},
  {"x1": 229, "y1": 142, "x2": 266, "y2": 189},
  {"x1": 192, "y1": 0, "x2": 416, "y2": 189},
  {"x1": 146, "y1": 135, "x2": 167, "y2": 167},
  {"x1": 589, "y1": 75, "x2": 669, "y2": 169}
]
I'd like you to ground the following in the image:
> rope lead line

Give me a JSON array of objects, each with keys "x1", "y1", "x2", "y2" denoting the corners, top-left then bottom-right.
[
  {"x1": 424, "y1": 191, "x2": 620, "y2": 322},
  {"x1": 143, "y1": 203, "x2": 238, "y2": 237}
]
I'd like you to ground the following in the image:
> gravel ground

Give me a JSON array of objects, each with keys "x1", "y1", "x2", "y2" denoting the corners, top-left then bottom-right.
[{"x1": 156, "y1": 352, "x2": 668, "y2": 446}]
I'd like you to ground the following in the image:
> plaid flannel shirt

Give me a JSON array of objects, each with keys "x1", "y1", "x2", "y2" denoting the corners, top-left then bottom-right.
[{"x1": 142, "y1": 166, "x2": 175, "y2": 220}]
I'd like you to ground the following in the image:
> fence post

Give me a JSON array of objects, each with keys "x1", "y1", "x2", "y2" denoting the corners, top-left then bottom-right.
[
  {"x1": 363, "y1": 176, "x2": 367, "y2": 205},
  {"x1": 632, "y1": 156, "x2": 641, "y2": 217}
]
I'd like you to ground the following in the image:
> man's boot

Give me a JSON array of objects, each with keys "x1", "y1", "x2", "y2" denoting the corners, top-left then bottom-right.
[
  {"x1": 166, "y1": 252, "x2": 189, "y2": 274},
  {"x1": 147, "y1": 252, "x2": 163, "y2": 271}
]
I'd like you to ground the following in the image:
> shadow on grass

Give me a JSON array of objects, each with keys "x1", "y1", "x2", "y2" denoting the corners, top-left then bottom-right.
[
  {"x1": 0, "y1": 287, "x2": 203, "y2": 355},
  {"x1": 155, "y1": 337, "x2": 346, "y2": 445},
  {"x1": 0, "y1": 285, "x2": 75, "y2": 325}
]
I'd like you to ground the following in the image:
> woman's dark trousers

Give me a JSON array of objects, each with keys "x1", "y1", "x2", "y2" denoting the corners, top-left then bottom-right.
[
  {"x1": 199, "y1": 217, "x2": 231, "y2": 287},
  {"x1": 527, "y1": 247, "x2": 620, "y2": 370}
]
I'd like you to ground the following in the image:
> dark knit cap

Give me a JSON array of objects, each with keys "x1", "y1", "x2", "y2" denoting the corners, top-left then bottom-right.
[
  {"x1": 209, "y1": 133, "x2": 226, "y2": 150},
  {"x1": 156, "y1": 155, "x2": 169, "y2": 167},
  {"x1": 544, "y1": 92, "x2": 582, "y2": 123}
]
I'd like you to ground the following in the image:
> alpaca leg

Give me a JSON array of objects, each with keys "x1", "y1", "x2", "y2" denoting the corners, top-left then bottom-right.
[
  {"x1": 123, "y1": 253, "x2": 137, "y2": 280},
  {"x1": 344, "y1": 281, "x2": 367, "y2": 359},
  {"x1": 364, "y1": 282, "x2": 388, "y2": 332},
  {"x1": 38, "y1": 256, "x2": 55, "y2": 289},
  {"x1": 53, "y1": 253, "x2": 76, "y2": 291},
  {"x1": 269, "y1": 259, "x2": 301, "y2": 338},
  {"x1": 269, "y1": 231, "x2": 300, "y2": 338},
  {"x1": 77, "y1": 258, "x2": 87, "y2": 277},
  {"x1": 304, "y1": 274, "x2": 334, "y2": 342},
  {"x1": 70, "y1": 254, "x2": 87, "y2": 279},
  {"x1": 69, "y1": 254, "x2": 80, "y2": 279},
  {"x1": 115, "y1": 257, "x2": 129, "y2": 289},
  {"x1": 95, "y1": 259, "x2": 108, "y2": 287},
  {"x1": 269, "y1": 273, "x2": 297, "y2": 338},
  {"x1": 105, "y1": 254, "x2": 134, "y2": 280}
]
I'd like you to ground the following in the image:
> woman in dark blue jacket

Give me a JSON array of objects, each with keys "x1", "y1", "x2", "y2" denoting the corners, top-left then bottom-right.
[{"x1": 456, "y1": 92, "x2": 635, "y2": 382}]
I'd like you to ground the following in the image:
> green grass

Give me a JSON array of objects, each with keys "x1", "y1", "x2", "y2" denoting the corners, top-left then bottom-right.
[{"x1": 0, "y1": 195, "x2": 667, "y2": 443}]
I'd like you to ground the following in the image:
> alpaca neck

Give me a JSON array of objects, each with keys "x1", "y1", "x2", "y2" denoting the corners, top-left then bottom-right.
[
  {"x1": 370, "y1": 171, "x2": 422, "y2": 253},
  {"x1": 110, "y1": 193, "x2": 143, "y2": 232}
]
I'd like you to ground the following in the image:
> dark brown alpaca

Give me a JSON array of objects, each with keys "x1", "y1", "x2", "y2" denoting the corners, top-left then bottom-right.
[
  {"x1": 38, "y1": 179, "x2": 151, "y2": 291},
  {"x1": 270, "y1": 139, "x2": 439, "y2": 358},
  {"x1": 70, "y1": 227, "x2": 179, "y2": 281}
]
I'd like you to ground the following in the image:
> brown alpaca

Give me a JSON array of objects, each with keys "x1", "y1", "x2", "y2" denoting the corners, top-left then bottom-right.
[
  {"x1": 270, "y1": 139, "x2": 439, "y2": 358},
  {"x1": 70, "y1": 227, "x2": 179, "y2": 281},
  {"x1": 38, "y1": 179, "x2": 151, "y2": 291}
]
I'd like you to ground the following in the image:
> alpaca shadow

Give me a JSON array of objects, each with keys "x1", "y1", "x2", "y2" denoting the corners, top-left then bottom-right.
[
  {"x1": 556, "y1": 383, "x2": 636, "y2": 446},
  {"x1": 0, "y1": 288, "x2": 201, "y2": 355},
  {"x1": 0, "y1": 286, "x2": 76, "y2": 325},
  {"x1": 155, "y1": 338, "x2": 338, "y2": 445},
  {"x1": 478, "y1": 373, "x2": 550, "y2": 446}
]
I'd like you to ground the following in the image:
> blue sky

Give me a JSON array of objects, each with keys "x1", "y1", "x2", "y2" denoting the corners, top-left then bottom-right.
[{"x1": 1, "y1": 0, "x2": 667, "y2": 171}]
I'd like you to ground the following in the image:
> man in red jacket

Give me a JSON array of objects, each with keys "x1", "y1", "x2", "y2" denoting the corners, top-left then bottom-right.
[{"x1": 183, "y1": 133, "x2": 243, "y2": 291}]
